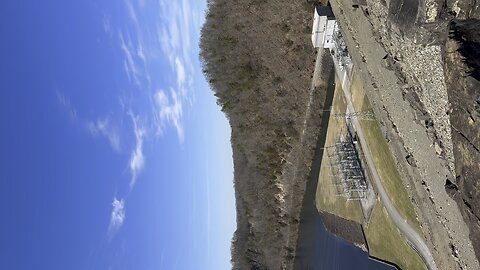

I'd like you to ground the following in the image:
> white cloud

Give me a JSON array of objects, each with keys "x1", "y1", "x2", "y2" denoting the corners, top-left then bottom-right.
[
  {"x1": 156, "y1": 1, "x2": 189, "y2": 69},
  {"x1": 56, "y1": 90, "x2": 78, "y2": 122},
  {"x1": 157, "y1": 0, "x2": 194, "y2": 76},
  {"x1": 103, "y1": 14, "x2": 112, "y2": 35},
  {"x1": 152, "y1": 0, "x2": 199, "y2": 141},
  {"x1": 125, "y1": 0, "x2": 139, "y2": 27},
  {"x1": 137, "y1": 39, "x2": 146, "y2": 62},
  {"x1": 129, "y1": 114, "x2": 146, "y2": 188},
  {"x1": 119, "y1": 32, "x2": 141, "y2": 87},
  {"x1": 87, "y1": 117, "x2": 121, "y2": 152},
  {"x1": 118, "y1": 1, "x2": 151, "y2": 89},
  {"x1": 108, "y1": 197, "x2": 126, "y2": 235},
  {"x1": 180, "y1": 0, "x2": 191, "y2": 57},
  {"x1": 115, "y1": 0, "x2": 202, "y2": 146},
  {"x1": 153, "y1": 89, "x2": 184, "y2": 143},
  {"x1": 56, "y1": 91, "x2": 123, "y2": 153},
  {"x1": 174, "y1": 57, "x2": 185, "y2": 86}
]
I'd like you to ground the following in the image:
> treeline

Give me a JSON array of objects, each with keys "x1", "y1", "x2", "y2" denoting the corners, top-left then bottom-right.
[{"x1": 200, "y1": 0, "x2": 321, "y2": 269}]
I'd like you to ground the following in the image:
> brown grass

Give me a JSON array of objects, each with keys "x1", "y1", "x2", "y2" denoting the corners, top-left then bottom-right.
[
  {"x1": 350, "y1": 70, "x2": 421, "y2": 231},
  {"x1": 315, "y1": 75, "x2": 364, "y2": 224},
  {"x1": 366, "y1": 201, "x2": 426, "y2": 270}
]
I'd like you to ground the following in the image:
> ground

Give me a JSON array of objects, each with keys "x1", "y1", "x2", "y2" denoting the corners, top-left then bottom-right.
[
  {"x1": 365, "y1": 200, "x2": 426, "y2": 270},
  {"x1": 349, "y1": 70, "x2": 421, "y2": 232},
  {"x1": 315, "y1": 64, "x2": 427, "y2": 269},
  {"x1": 328, "y1": 0, "x2": 480, "y2": 267}
]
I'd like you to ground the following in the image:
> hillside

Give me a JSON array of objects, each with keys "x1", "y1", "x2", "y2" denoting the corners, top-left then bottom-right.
[{"x1": 200, "y1": 0, "x2": 326, "y2": 268}]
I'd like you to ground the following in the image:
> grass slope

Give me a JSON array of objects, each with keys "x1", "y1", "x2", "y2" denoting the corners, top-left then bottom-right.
[
  {"x1": 350, "y1": 71, "x2": 420, "y2": 231},
  {"x1": 366, "y1": 201, "x2": 426, "y2": 270},
  {"x1": 316, "y1": 74, "x2": 364, "y2": 224}
]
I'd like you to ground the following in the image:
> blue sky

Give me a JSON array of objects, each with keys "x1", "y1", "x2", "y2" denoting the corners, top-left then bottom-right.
[{"x1": 0, "y1": 1, "x2": 235, "y2": 269}]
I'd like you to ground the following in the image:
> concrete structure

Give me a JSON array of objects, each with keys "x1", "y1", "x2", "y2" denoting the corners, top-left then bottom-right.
[{"x1": 311, "y1": 6, "x2": 337, "y2": 49}]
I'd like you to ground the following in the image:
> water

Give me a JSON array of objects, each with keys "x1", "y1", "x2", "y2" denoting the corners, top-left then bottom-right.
[{"x1": 294, "y1": 60, "x2": 396, "y2": 270}]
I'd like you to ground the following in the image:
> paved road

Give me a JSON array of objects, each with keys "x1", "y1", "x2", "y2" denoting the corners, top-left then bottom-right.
[{"x1": 332, "y1": 57, "x2": 438, "y2": 270}]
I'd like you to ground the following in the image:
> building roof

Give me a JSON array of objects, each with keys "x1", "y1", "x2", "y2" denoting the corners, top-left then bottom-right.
[{"x1": 315, "y1": 5, "x2": 335, "y2": 19}]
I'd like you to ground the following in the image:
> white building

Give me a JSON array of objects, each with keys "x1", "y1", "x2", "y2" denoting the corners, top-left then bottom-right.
[{"x1": 311, "y1": 6, "x2": 337, "y2": 49}]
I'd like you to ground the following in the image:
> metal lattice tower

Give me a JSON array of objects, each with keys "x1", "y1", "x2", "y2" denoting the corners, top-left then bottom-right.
[{"x1": 325, "y1": 128, "x2": 369, "y2": 201}]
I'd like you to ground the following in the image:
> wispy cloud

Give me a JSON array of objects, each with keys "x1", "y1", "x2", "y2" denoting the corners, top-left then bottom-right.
[
  {"x1": 157, "y1": 0, "x2": 192, "y2": 71},
  {"x1": 56, "y1": 90, "x2": 78, "y2": 122},
  {"x1": 174, "y1": 57, "x2": 186, "y2": 94},
  {"x1": 124, "y1": 0, "x2": 139, "y2": 27},
  {"x1": 93, "y1": 0, "x2": 206, "y2": 243},
  {"x1": 157, "y1": 16, "x2": 178, "y2": 67},
  {"x1": 87, "y1": 117, "x2": 121, "y2": 152},
  {"x1": 119, "y1": 32, "x2": 141, "y2": 87},
  {"x1": 103, "y1": 14, "x2": 112, "y2": 35},
  {"x1": 153, "y1": 89, "x2": 184, "y2": 143},
  {"x1": 108, "y1": 197, "x2": 126, "y2": 236},
  {"x1": 107, "y1": 0, "x2": 201, "y2": 191},
  {"x1": 136, "y1": 39, "x2": 146, "y2": 63},
  {"x1": 56, "y1": 91, "x2": 123, "y2": 153},
  {"x1": 129, "y1": 113, "x2": 146, "y2": 188},
  {"x1": 153, "y1": 0, "x2": 197, "y2": 142}
]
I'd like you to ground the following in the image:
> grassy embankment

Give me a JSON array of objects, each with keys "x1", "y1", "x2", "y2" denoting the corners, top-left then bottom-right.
[
  {"x1": 315, "y1": 75, "x2": 364, "y2": 224},
  {"x1": 365, "y1": 201, "x2": 426, "y2": 270},
  {"x1": 366, "y1": 201, "x2": 426, "y2": 270},
  {"x1": 349, "y1": 70, "x2": 425, "y2": 268},
  {"x1": 314, "y1": 64, "x2": 426, "y2": 268},
  {"x1": 350, "y1": 71, "x2": 420, "y2": 231}
]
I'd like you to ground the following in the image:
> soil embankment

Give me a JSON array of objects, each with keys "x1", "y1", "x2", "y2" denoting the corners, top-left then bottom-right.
[{"x1": 319, "y1": 211, "x2": 367, "y2": 249}]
